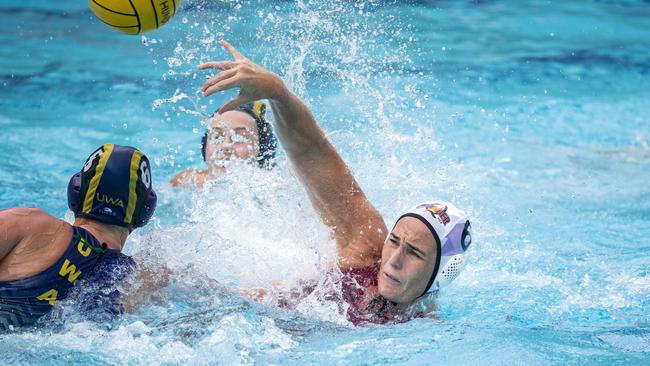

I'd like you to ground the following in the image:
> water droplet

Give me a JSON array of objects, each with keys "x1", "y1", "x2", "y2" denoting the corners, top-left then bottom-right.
[{"x1": 123, "y1": 123, "x2": 128, "y2": 129}]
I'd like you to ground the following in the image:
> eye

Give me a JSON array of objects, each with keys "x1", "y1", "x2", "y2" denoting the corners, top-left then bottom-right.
[
  {"x1": 231, "y1": 134, "x2": 251, "y2": 143},
  {"x1": 389, "y1": 237, "x2": 399, "y2": 246},
  {"x1": 406, "y1": 247, "x2": 423, "y2": 259},
  {"x1": 210, "y1": 132, "x2": 226, "y2": 143}
]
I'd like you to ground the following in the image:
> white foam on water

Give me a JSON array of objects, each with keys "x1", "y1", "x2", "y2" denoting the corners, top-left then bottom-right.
[{"x1": 130, "y1": 162, "x2": 336, "y2": 291}]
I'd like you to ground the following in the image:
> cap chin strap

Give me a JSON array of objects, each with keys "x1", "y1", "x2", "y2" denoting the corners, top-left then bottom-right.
[{"x1": 396, "y1": 213, "x2": 442, "y2": 298}]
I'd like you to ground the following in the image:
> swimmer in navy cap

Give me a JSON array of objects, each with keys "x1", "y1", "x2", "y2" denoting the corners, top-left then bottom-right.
[
  {"x1": 199, "y1": 41, "x2": 472, "y2": 325},
  {"x1": 0, "y1": 144, "x2": 157, "y2": 331},
  {"x1": 170, "y1": 101, "x2": 277, "y2": 188}
]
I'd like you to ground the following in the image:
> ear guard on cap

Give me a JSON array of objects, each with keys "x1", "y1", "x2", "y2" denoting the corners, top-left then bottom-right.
[
  {"x1": 67, "y1": 172, "x2": 83, "y2": 213},
  {"x1": 433, "y1": 221, "x2": 471, "y2": 291},
  {"x1": 132, "y1": 189, "x2": 157, "y2": 229}
]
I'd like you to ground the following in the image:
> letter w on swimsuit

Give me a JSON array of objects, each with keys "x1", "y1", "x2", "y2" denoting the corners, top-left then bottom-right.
[{"x1": 0, "y1": 227, "x2": 130, "y2": 331}]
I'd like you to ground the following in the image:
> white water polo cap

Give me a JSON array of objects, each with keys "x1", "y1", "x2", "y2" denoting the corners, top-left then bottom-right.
[{"x1": 398, "y1": 200, "x2": 472, "y2": 296}]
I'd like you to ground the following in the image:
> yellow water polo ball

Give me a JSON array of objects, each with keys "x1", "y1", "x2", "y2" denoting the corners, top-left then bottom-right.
[{"x1": 88, "y1": 0, "x2": 180, "y2": 35}]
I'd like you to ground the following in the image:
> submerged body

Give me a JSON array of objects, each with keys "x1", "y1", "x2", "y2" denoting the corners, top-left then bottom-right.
[
  {"x1": 0, "y1": 211, "x2": 135, "y2": 331},
  {"x1": 0, "y1": 225, "x2": 134, "y2": 330},
  {"x1": 277, "y1": 263, "x2": 427, "y2": 326}
]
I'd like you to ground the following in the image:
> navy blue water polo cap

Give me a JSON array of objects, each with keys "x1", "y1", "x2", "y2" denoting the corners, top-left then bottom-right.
[{"x1": 67, "y1": 144, "x2": 157, "y2": 231}]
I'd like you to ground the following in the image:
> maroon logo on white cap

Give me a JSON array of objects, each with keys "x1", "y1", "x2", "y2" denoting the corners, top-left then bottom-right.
[{"x1": 417, "y1": 203, "x2": 450, "y2": 225}]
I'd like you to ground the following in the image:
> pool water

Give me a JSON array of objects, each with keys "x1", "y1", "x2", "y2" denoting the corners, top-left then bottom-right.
[{"x1": 1, "y1": 0, "x2": 649, "y2": 364}]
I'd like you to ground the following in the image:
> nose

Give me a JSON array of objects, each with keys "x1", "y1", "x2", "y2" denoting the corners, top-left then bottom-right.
[
  {"x1": 216, "y1": 134, "x2": 233, "y2": 153},
  {"x1": 386, "y1": 243, "x2": 404, "y2": 270}
]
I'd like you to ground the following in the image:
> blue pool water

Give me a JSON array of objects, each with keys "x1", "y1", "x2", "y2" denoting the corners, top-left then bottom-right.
[{"x1": 1, "y1": 0, "x2": 649, "y2": 364}]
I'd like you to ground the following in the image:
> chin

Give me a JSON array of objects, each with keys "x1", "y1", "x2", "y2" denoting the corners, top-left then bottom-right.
[{"x1": 378, "y1": 281, "x2": 402, "y2": 303}]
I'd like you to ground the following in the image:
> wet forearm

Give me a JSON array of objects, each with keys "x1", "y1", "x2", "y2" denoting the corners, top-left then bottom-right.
[{"x1": 269, "y1": 92, "x2": 337, "y2": 160}]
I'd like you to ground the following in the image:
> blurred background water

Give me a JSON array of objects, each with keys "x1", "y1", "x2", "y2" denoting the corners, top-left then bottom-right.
[{"x1": 1, "y1": 0, "x2": 649, "y2": 364}]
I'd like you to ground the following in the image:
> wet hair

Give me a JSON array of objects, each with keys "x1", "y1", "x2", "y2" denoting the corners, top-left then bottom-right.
[{"x1": 201, "y1": 101, "x2": 277, "y2": 168}]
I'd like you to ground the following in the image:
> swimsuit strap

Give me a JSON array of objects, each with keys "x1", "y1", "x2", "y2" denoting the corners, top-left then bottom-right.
[{"x1": 71, "y1": 227, "x2": 110, "y2": 279}]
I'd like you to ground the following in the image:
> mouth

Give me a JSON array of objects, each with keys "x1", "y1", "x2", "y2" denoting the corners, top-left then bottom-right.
[{"x1": 383, "y1": 271, "x2": 401, "y2": 285}]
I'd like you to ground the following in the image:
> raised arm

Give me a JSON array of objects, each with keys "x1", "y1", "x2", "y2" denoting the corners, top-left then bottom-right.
[
  {"x1": 267, "y1": 93, "x2": 387, "y2": 267},
  {"x1": 199, "y1": 41, "x2": 387, "y2": 268}
]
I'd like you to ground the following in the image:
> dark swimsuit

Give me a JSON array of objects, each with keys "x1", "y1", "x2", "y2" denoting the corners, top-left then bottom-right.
[
  {"x1": 341, "y1": 264, "x2": 414, "y2": 326},
  {"x1": 0, "y1": 226, "x2": 135, "y2": 331},
  {"x1": 280, "y1": 263, "x2": 415, "y2": 326}
]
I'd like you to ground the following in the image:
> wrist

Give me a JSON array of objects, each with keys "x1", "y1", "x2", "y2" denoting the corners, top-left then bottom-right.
[{"x1": 268, "y1": 73, "x2": 292, "y2": 104}]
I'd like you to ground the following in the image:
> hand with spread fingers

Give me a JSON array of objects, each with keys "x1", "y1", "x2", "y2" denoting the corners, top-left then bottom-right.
[{"x1": 199, "y1": 40, "x2": 287, "y2": 114}]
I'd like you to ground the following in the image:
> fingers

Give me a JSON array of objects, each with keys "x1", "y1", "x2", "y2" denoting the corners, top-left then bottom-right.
[
  {"x1": 201, "y1": 67, "x2": 238, "y2": 93},
  {"x1": 218, "y1": 95, "x2": 249, "y2": 114},
  {"x1": 220, "y1": 39, "x2": 246, "y2": 60},
  {"x1": 197, "y1": 40, "x2": 253, "y2": 100},
  {"x1": 202, "y1": 77, "x2": 239, "y2": 97},
  {"x1": 198, "y1": 61, "x2": 238, "y2": 70}
]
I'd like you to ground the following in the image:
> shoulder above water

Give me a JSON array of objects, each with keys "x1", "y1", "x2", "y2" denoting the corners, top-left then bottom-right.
[{"x1": 169, "y1": 169, "x2": 212, "y2": 188}]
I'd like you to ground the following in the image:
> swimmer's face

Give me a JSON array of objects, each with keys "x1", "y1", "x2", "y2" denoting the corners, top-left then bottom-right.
[
  {"x1": 205, "y1": 111, "x2": 259, "y2": 169},
  {"x1": 378, "y1": 216, "x2": 438, "y2": 303}
]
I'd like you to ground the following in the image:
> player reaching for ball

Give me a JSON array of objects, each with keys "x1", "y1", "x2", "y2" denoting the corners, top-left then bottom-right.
[{"x1": 198, "y1": 41, "x2": 473, "y2": 325}]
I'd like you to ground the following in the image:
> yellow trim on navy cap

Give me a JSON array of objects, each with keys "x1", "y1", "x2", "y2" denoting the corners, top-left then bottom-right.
[
  {"x1": 124, "y1": 150, "x2": 143, "y2": 225},
  {"x1": 82, "y1": 144, "x2": 114, "y2": 214},
  {"x1": 252, "y1": 101, "x2": 263, "y2": 119}
]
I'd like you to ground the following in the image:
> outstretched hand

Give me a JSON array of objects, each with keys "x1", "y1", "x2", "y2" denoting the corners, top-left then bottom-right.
[{"x1": 199, "y1": 40, "x2": 287, "y2": 114}]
